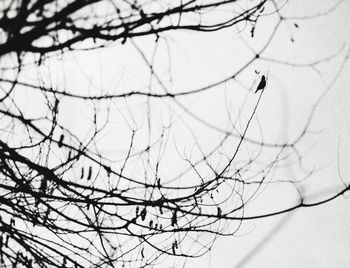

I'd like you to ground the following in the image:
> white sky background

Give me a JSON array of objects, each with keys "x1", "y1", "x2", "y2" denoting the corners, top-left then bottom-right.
[
  {"x1": 189, "y1": 1, "x2": 350, "y2": 267},
  {"x1": 8, "y1": 0, "x2": 350, "y2": 267},
  {"x1": 62, "y1": 1, "x2": 350, "y2": 267}
]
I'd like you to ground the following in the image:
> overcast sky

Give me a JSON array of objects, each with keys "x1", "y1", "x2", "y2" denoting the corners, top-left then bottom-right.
[
  {"x1": 188, "y1": 1, "x2": 350, "y2": 267},
  {"x1": 12, "y1": 0, "x2": 350, "y2": 267}
]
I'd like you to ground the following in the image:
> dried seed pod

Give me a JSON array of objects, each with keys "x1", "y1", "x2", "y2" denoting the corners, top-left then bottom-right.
[
  {"x1": 171, "y1": 209, "x2": 177, "y2": 227},
  {"x1": 58, "y1": 134, "x2": 64, "y2": 148},
  {"x1": 250, "y1": 26, "x2": 255, "y2": 38},
  {"x1": 172, "y1": 241, "x2": 176, "y2": 254},
  {"x1": 40, "y1": 178, "x2": 47, "y2": 193},
  {"x1": 217, "y1": 207, "x2": 222, "y2": 218},
  {"x1": 86, "y1": 197, "x2": 91, "y2": 210},
  {"x1": 80, "y1": 167, "x2": 84, "y2": 179},
  {"x1": 87, "y1": 166, "x2": 92, "y2": 181},
  {"x1": 140, "y1": 208, "x2": 147, "y2": 221}
]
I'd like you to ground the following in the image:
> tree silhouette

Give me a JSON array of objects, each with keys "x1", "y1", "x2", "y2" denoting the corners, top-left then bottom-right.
[{"x1": 0, "y1": 0, "x2": 349, "y2": 267}]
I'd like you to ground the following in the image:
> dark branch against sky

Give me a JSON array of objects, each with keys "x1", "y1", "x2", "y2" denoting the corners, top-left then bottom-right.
[{"x1": 0, "y1": 0, "x2": 349, "y2": 267}]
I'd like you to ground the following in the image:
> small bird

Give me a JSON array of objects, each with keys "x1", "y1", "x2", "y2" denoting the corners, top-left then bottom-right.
[{"x1": 255, "y1": 75, "x2": 267, "y2": 93}]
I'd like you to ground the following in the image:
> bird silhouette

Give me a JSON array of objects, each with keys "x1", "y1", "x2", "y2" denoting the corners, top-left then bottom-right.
[{"x1": 255, "y1": 75, "x2": 266, "y2": 93}]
